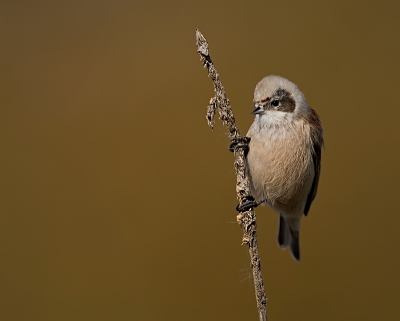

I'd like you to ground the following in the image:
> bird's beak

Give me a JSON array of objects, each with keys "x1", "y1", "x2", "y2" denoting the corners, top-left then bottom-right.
[{"x1": 251, "y1": 105, "x2": 263, "y2": 115}]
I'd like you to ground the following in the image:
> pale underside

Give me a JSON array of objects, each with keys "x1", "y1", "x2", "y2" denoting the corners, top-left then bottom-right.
[{"x1": 246, "y1": 112, "x2": 314, "y2": 223}]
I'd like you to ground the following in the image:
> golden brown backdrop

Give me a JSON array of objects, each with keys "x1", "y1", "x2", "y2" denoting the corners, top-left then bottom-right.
[{"x1": 1, "y1": 0, "x2": 400, "y2": 320}]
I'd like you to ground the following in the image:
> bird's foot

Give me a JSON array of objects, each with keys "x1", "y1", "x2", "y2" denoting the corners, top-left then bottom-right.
[
  {"x1": 229, "y1": 136, "x2": 251, "y2": 153},
  {"x1": 236, "y1": 196, "x2": 266, "y2": 212}
]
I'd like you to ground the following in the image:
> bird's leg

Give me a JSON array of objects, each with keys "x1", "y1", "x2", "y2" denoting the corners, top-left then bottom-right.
[
  {"x1": 229, "y1": 136, "x2": 258, "y2": 211},
  {"x1": 228, "y1": 136, "x2": 251, "y2": 154},
  {"x1": 236, "y1": 196, "x2": 266, "y2": 212}
]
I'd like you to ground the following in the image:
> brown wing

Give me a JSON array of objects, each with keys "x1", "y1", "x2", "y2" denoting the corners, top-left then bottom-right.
[{"x1": 304, "y1": 109, "x2": 323, "y2": 216}]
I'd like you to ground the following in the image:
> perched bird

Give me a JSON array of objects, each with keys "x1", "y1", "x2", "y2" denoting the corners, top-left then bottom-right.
[{"x1": 246, "y1": 75, "x2": 323, "y2": 261}]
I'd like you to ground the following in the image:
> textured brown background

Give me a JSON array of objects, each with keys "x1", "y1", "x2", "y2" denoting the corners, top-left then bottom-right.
[{"x1": 1, "y1": 1, "x2": 400, "y2": 320}]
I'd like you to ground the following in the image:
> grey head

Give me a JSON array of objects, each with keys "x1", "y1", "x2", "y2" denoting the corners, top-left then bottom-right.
[{"x1": 252, "y1": 75, "x2": 310, "y2": 120}]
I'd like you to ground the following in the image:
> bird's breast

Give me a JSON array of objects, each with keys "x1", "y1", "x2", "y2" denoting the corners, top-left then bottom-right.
[{"x1": 246, "y1": 118, "x2": 314, "y2": 215}]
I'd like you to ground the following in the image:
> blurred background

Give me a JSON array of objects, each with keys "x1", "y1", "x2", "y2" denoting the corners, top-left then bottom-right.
[{"x1": 1, "y1": 0, "x2": 399, "y2": 320}]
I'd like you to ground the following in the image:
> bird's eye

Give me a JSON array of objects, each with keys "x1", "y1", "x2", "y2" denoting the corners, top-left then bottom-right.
[{"x1": 271, "y1": 100, "x2": 279, "y2": 107}]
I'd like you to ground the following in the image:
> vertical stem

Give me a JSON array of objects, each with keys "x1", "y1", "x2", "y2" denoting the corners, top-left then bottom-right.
[{"x1": 196, "y1": 29, "x2": 267, "y2": 321}]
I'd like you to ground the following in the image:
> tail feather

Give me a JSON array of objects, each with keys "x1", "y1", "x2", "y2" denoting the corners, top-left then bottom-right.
[
  {"x1": 289, "y1": 230, "x2": 300, "y2": 261},
  {"x1": 278, "y1": 214, "x2": 289, "y2": 248},
  {"x1": 278, "y1": 214, "x2": 301, "y2": 261}
]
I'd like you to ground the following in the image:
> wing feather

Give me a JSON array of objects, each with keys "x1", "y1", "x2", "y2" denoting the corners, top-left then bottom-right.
[{"x1": 304, "y1": 109, "x2": 323, "y2": 216}]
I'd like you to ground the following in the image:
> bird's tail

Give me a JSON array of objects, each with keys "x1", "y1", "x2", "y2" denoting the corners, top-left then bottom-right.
[
  {"x1": 278, "y1": 214, "x2": 290, "y2": 249},
  {"x1": 277, "y1": 214, "x2": 300, "y2": 261}
]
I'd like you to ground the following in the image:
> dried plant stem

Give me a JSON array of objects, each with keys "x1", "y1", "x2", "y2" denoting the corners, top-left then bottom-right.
[{"x1": 195, "y1": 29, "x2": 267, "y2": 321}]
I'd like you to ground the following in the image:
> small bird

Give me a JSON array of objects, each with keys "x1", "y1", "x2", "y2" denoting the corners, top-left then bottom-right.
[{"x1": 246, "y1": 75, "x2": 323, "y2": 261}]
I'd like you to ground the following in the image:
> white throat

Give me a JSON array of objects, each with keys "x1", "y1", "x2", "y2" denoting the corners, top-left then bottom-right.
[{"x1": 255, "y1": 111, "x2": 296, "y2": 129}]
